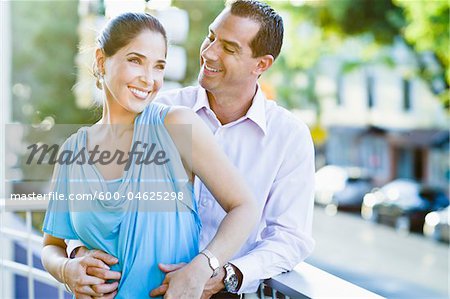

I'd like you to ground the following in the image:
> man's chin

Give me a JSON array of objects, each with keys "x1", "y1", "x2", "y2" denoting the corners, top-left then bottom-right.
[{"x1": 198, "y1": 74, "x2": 208, "y2": 89}]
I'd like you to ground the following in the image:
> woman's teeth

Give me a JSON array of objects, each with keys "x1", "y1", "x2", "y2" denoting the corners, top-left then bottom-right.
[{"x1": 129, "y1": 87, "x2": 149, "y2": 99}]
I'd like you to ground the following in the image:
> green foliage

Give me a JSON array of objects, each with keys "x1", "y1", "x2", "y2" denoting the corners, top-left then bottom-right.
[
  {"x1": 270, "y1": 0, "x2": 404, "y2": 68},
  {"x1": 395, "y1": 0, "x2": 448, "y2": 68},
  {"x1": 11, "y1": 0, "x2": 91, "y2": 125},
  {"x1": 394, "y1": 0, "x2": 449, "y2": 107},
  {"x1": 172, "y1": 0, "x2": 225, "y2": 85},
  {"x1": 267, "y1": 0, "x2": 448, "y2": 109},
  {"x1": 11, "y1": 1, "x2": 94, "y2": 198}
]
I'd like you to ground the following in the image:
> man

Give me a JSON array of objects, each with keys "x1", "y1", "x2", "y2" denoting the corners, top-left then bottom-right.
[{"x1": 68, "y1": 1, "x2": 315, "y2": 298}]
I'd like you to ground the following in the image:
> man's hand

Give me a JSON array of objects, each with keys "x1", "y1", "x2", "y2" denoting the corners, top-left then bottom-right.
[
  {"x1": 149, "y1": 263, "x2": 185, "y2": 297},
  {"x1": 200, "y1": 267, "x2": 226, "y2": 299},
  {"x1": 150, "y1": 257, "x2": 210, "y2": 299},
  {"x1": 149, "y1": 262, "x2": 226, "y2": 299},
  {"x1": 72, "y1": 247, "x2": 121, "y2": 298}
]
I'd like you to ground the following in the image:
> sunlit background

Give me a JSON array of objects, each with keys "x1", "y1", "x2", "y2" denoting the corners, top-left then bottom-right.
[{"x1": 1, "y1": 0, "x2": 449, "y2": 298}]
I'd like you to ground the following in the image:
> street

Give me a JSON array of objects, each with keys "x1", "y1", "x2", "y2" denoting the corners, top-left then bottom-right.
[{"x1": 307, "y1": 207, "x2": 449, "y2": 298}]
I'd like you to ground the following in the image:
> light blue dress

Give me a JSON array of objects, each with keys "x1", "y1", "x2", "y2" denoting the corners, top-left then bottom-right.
[{"x1": 43, "y1": 103, "x2": 201, "y2": 298}]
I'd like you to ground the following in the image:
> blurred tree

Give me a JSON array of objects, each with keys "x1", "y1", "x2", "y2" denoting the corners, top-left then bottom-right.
[
  {"x1": 393, "y1": 0, "x2": 449, "y2": 108},
  {"x1": 10, "y1": 1, "x2": 88, "y2": 230},
  {"x1": 11, "y1": 0, "x2": 92, "y2": 125},
  {"x1": 10, "y1": 1, "x2": 93, "y2": 213},
  {"x1": 268, "y1": 0, "x2": 448, "y2": 109},
  {"x1": 172, "y1": 0, "x2": 224, "y2": 86}
]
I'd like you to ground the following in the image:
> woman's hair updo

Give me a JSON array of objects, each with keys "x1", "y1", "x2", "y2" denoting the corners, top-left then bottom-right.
[{"x1": 98, "y1": 12, "x2": 167, "y2": 57}]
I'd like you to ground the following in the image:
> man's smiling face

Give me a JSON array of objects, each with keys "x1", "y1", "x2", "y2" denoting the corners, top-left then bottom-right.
[{"x1": 198, "y1": 9, "x2": 261, "y2": 97}]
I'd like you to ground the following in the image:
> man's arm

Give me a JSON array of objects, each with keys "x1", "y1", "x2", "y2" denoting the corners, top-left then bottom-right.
[
  {"x1": 152, "y1": 122, "x2": 316, "y2": 296},
  {"x1": 66, "y1": 239, "x2": 85, "y2": 258},
  {"x1": 230, "y1": 123, "x2": 316, "y2": 293}
]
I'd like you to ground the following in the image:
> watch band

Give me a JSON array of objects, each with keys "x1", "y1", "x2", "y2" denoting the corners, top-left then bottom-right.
[
  {"x1": 200, "y1": 249, "x2": 220, "y2": 277},
  {"x1": 223, "y1": 263, "x2": 239, "y2": 293}
]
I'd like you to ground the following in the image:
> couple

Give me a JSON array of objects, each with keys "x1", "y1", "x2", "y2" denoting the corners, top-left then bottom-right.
[{"x1": 42, "y1": 1, "x2": 315, "y2": 298}]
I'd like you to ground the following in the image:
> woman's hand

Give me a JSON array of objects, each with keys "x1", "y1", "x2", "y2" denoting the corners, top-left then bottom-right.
[
  {"x1": 64, "y1": 250, "x2": 120, "y2": 298},
  {"x1": 42, "y1": 234, "x2": 120, "y2": 298}
]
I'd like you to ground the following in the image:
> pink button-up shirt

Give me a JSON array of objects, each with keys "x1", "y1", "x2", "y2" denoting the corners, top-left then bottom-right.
[{"x1": 156, "y1": 85, "x2": 315, "y2": 293}]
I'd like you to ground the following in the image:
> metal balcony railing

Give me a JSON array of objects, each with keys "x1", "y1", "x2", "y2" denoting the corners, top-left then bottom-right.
[
  {"x1": 0, "y1": 199, "x2": 67, "y2": 299},
  {"x1": 1, "y1": 199, "x2": 383, "y2": 299}
]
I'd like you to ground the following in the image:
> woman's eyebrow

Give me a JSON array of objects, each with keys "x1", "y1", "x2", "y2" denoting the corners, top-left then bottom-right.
[
  {"x1": 127, "y1": 52, "x2": 146, "y2": 58},
  {"x1": 127, "y1": 52, "x2": 166, "y2": 64}
]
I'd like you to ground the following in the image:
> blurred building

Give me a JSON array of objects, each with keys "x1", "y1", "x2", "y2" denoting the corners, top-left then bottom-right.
[{"x1": 316, "y1": 40, "x2": 449, "y2": 190}]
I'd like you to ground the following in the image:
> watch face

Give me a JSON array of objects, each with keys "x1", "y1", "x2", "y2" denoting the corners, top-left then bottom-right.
[
  {"x1": 224, "y1": 263, "x2": 239, "y2": 293},
  {"x1": 226, "y1": 274, "x2": 239, "y2": 292},
  {"x1": 230, "y1": 274, "x2": 238, "y2": 286}
]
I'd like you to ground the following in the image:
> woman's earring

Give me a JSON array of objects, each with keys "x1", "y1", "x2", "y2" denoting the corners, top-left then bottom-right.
[{"x1": 96, "y1": 73, "x2": 104, "y2": 90}]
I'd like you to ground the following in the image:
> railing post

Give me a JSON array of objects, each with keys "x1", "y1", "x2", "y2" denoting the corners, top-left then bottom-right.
[
  {"x1": 26, "y1": 211, "x2": 35, "y2": 298},
  {"x1": 58, "y1": 284, "x2": 65, "y2": 299},
  {"x1": 259, "y1": 283, "x2": 265, "y2": 298},
  {"x1": 1, "y1": 0, "x2": 13, "y2": 297}
]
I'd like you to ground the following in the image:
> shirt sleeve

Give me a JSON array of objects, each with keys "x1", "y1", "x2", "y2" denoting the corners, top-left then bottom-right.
[
  {"x1": 42, "y1": 142, "x2": 78, "y2": 240},
  {"x1": 153, "y1": 91, "x2": 175, "y2": 105},
  {"x1": 65, "y1": 239, "x2": 85, "y2": 257},
  {"x1": 230, "y1": 123, "x2": 316, "y2": 293}
]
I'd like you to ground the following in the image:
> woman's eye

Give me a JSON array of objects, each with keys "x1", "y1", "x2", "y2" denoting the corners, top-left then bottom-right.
[
  {"x1": 156, "y1": 64, "x2": 165, "y2": 70},
  {"x1": 206, "y1": 35, "x2": 214, "y2": 42},
  {"x1": 128, "y1": 58, "x2": 141, "y2": 64}
]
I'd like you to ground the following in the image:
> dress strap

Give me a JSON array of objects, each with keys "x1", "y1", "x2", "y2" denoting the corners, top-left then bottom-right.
[{"x1": 159, "y1": 105, "x2": 171, "y2": 122}]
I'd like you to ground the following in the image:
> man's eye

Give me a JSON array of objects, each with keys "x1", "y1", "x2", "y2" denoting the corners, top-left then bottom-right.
[
  {"x1": 224, "y1": 47, "x2": 235, "y2": 54},
  {"x1": 206, "y1": 35, "x2": 214, "y2": 42}
]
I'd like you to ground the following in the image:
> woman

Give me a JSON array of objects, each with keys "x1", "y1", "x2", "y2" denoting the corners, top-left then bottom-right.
[{"x1": 41, "y1": 12, "x2": 257, "y2": 299}]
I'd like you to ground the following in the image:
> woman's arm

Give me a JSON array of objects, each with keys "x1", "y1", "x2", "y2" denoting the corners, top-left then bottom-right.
[
  {"x1": 159, "y1": 107, "x2": 258, "y2": 298},
  {"x1": 41, "y1": 234, "x2": 71, "y2": 283},
  {"x1": 168, "y1": 107, "x2": 257, "y2": 263},
  {"x1": 42, "y1": 233, "x2": 119, "y2": 298}
]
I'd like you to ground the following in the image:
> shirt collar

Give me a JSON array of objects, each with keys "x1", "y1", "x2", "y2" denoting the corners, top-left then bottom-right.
[
  {"x1": 192, "y1": 86, "x2": 211, "y2": 113},
  {"x1": 193, "y1": 85, "x2": 267, "y2": 135},
  {"x1": 245, "y1": 85, "x2": 267, "y2": 135}
]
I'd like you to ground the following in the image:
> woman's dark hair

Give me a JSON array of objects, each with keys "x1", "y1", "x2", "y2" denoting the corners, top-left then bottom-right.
[{"x1": 97, "y1": 12, "x2": 167, "y2": 57}]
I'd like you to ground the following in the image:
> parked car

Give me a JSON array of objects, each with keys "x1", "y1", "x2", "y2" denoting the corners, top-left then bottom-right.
[
  {"x1": 361, "y1": 179, "x2": 449, "y2": 233},
  {"x1": 315, "y1": 165, "x2": 373, "y2": 214},
  {"x1": 423, "y1": 207, "x2": 449, "y2": 243}
]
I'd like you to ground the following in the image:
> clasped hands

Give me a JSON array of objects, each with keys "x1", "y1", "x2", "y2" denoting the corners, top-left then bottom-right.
[
  {"x1": 63, "y1": 248, "x2": 121, "y2": 299},
  {"x1": 68, "y1": 247, "x2": 225, "y2": 299}
]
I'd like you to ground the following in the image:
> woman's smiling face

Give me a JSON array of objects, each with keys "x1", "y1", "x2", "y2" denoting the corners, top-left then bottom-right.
[{"x1": 99, "y1": 29, "x2": 167, "y2": 116}]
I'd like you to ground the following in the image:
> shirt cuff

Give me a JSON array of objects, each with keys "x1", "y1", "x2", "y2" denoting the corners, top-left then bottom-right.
[
  {"x1": 65, "y1": 239, "x2": 85, "y2": 258},
  {"x1": 229, "y1": 255, "x2": 263, "y2": 294}
]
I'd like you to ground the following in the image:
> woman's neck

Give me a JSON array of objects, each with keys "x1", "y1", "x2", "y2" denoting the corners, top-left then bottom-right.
[{"x1": 99, "y1": 101, "x2": 136, "y2": 125}]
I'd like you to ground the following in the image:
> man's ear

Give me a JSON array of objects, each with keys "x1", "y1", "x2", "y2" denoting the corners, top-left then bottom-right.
[
  {"x1": 253, "y1": 54, "x2": 274, "y2": 76},
  {"x1": 95, "y1": 48, "x2": 106, "y2": 74}
]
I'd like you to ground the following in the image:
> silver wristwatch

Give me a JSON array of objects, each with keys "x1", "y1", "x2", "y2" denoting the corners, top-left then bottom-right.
[
  {"x1": 200, "y1": 249, "x2": 220, "y2": 277},
  {"x1": 223, "y1": 263, "x2": 239, "y2": 293}
]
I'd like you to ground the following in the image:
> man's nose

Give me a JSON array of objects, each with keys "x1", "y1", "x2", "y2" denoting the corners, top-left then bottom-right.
[{"x1": 201, "y1": 41, "x2": 219, "y2": 62}]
